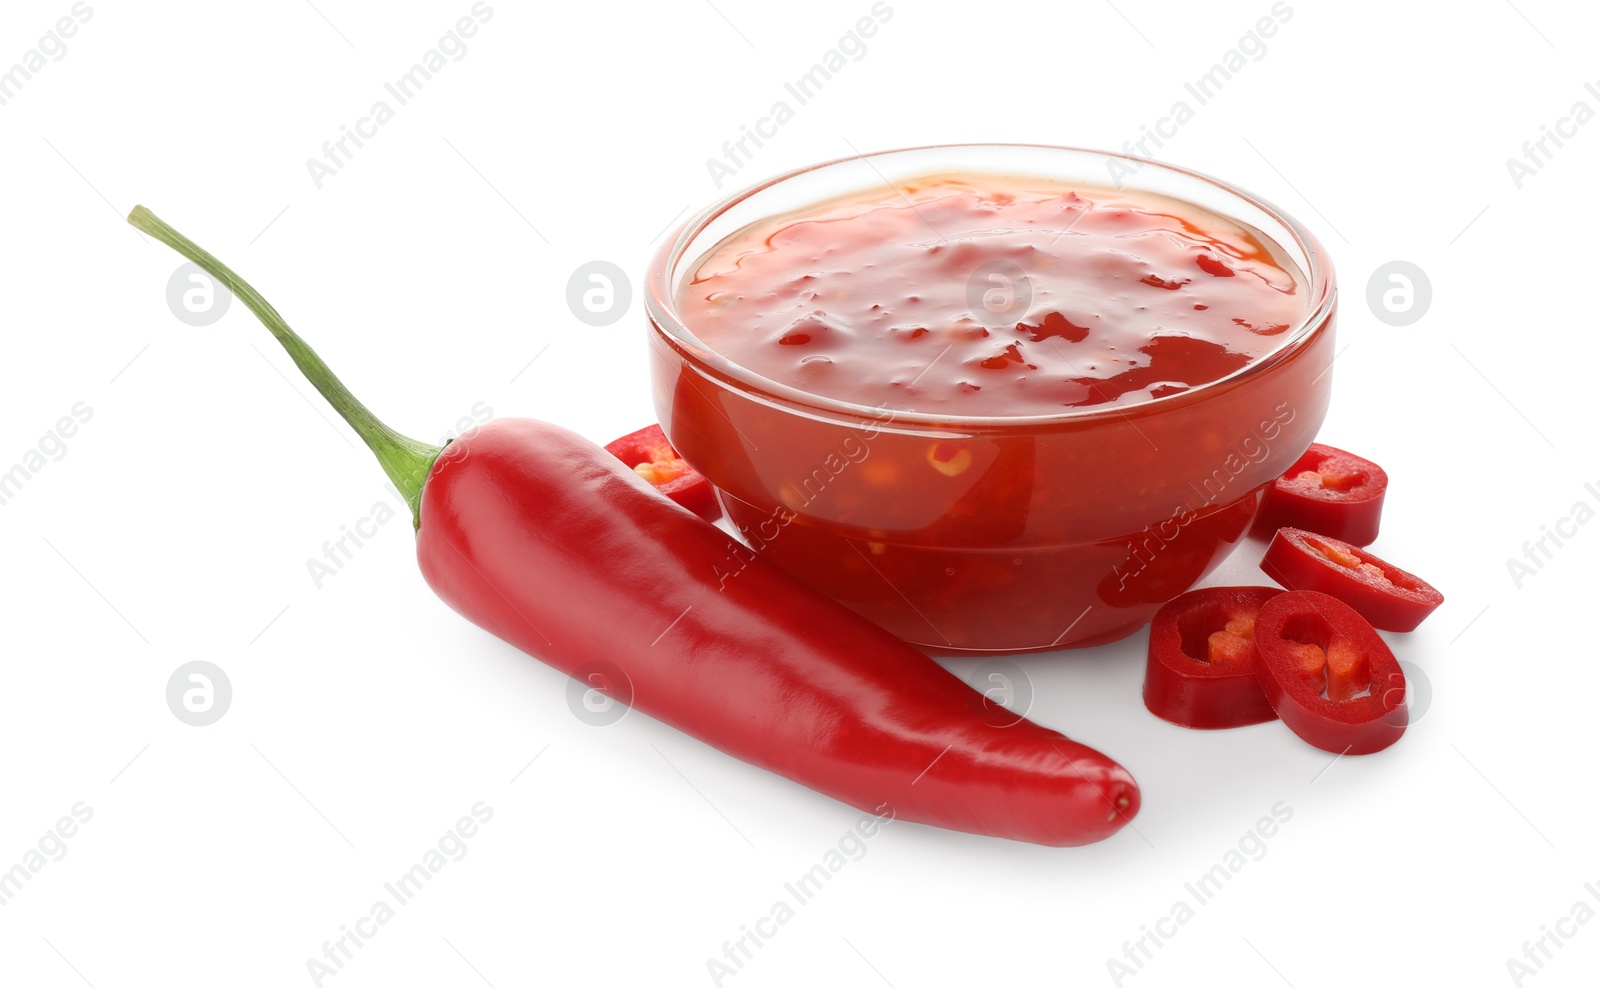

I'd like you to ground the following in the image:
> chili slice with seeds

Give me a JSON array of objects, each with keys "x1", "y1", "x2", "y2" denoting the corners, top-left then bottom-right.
[
  {"x1": 1260, "y1": 528, "x2": 1442, "y2": 632},
  {"x1": 1143, "y1": 586, "x2": 1282, "y2": 729},
  {"x1": 1253, "y1": 591, "x2": 1408, "y2": 754},
  {"x1": 1251, "y1": 443, "x2": 1388, "y2": 546},
  {"x1": 604, "y1": 424, "x2": 722, "y2": 521}
]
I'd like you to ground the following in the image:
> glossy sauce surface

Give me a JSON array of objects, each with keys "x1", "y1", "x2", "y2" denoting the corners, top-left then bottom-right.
[{"x1": 680, "y1": 175, "x2": 1306, "y2": 417}]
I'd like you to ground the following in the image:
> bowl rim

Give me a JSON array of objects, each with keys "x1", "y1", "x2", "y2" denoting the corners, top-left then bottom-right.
[{"x1": 644, "y1": 142, "x2": 1336, "y2": 429}]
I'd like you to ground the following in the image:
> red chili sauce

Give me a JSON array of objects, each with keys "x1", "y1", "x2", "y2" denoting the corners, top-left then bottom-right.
[{"x1": 680, "y1": 175, "x2": 1305, "y2": 417}]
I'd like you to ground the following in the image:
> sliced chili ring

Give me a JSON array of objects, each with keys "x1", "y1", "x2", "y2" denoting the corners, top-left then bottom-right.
[
  {"x1": 1253, "y1": 591, "x2": 1408, "y2": 754},
  {"x1": 1251, "y1": 443, "x2": 1388, "y2": 546},
  {"x1": 1260, "y1": 527, "x2": 1443, "y2": 632},
  {"x1": 603, "y1": 424, "x2": 722, "y2": 521},
  {"x1": 1143, "y1": 586, "x2": 1282, "y2": 729}
]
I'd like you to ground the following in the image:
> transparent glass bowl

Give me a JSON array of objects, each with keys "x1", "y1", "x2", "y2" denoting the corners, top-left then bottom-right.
[{"x1": 646, "y1": 144, "x2": 1336, "y2": 653}]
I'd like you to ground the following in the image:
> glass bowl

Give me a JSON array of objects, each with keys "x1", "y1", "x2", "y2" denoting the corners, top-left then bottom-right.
[{"x1": 645, "y1": 144, "x2": 1336, "y2": 653}]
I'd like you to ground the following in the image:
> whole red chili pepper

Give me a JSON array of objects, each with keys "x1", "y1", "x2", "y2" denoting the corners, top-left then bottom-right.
[{"x1": 128, "y1": 207, "x2": 1140, "y2": 847}]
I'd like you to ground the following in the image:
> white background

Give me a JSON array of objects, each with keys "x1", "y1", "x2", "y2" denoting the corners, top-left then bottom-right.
[{"x1": 1, "y1": 0, "x2": 1595, "y2": 985}]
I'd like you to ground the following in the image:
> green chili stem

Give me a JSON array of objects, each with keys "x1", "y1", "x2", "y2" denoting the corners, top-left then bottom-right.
[{"x1": 128, "y1": 205, "x2": 440, "y2": 524}]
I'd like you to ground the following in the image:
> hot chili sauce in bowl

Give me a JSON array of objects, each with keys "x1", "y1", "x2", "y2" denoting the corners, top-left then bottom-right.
[{"x1": 647, "y1": 146, "x2": 1335, "y2": 654}]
